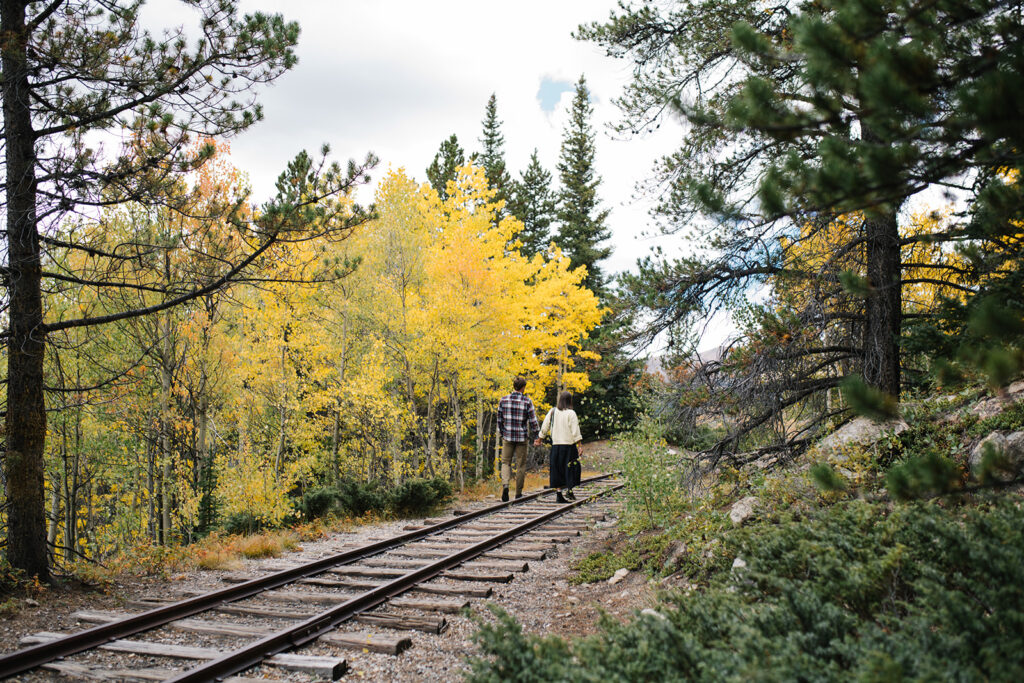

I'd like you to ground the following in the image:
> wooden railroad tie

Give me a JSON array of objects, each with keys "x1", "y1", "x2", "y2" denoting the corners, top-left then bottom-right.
[
  {"x1": 20, "y1": 633, "x2": 346, "y2": 678},
  {"x1": 71, "y1": 610, "x2": 411, "y2": 656},
  {"x1": 387, "y1": 597, "x2": 469, "y2": 613},
  {"x1": 299, "y1": 576, "x2": 493, "y2": 598},
  {"x1": 42, "y1": 662, "x2": 276, "y2": 682}
]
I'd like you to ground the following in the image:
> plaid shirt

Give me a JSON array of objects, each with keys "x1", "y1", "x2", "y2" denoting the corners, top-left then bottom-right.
[{"x1": 497, "y1": 391, "x2": 540, "y2": 443}]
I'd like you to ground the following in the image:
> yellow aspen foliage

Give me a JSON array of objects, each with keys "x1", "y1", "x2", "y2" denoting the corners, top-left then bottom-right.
[{"x1": 29, "y1": 147, "x2": 603, "y2": 567}]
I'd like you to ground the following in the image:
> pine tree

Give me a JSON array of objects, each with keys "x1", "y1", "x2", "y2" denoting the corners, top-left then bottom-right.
[
  {"x1": 426, "y1": 134, "x2": 466, "y2": 201},
  {"x1": 0, "y1": 1, "x2": 375, "y2": 580},
  {"x1": 582, "y1": 0, "x2": 1024, "y2": 454},
  {"x1": 556, "y1": 76, "x2": 611, "y2": 297},
  {"x1": 478, "y1": 94, "x2": 512, "y2": 212},
  {"x1": 508, "y1": 149, "x2": 556, "y2": 258}
]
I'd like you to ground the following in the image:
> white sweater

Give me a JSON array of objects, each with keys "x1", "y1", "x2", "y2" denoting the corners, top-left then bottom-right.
[{"x1": 540, "y1": 408, "x2": 583, "y2": 445}]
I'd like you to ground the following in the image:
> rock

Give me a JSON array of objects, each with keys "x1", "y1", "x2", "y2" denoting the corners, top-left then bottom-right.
[
  {"x1": 567, "y1": 596, "x2": 580, "y2": 604},
  {"x1": 662, "y1": 541, "x2": 688, "y2": 572},
  {"x1": 970, "y1": 397, "x2": 1008, "y2": 420},
  {"x1": 729, "y1": 496, "x2": 758, "y2": 526},
  {"x1": 815, "y1": 417, "x2": 909, "y2": 460},
  {"x1": 1008, "y1": 380, "x2": 1024, "y2": 396},
  {"x1": 969, "y1": 431, "x2": 1024, "y2": 477},
  {"x1": 23, "y1": 598, "x2": 39, "y2": 607},
  {"x1": 608, "y1": 568, "x2": 630, "y2": 585},
  {"x1": 641, "y1": 608, "x2": 668, "y2": 622},
  {"x1": 731, "y1": 556, "x2": 747, "y2": 571}
]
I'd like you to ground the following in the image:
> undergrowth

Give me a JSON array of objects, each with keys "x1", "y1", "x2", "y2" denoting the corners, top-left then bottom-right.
[
  {"x1": 468, "y1": 497, "x2": 1024, "y2": 681},
  {"x1": 465, "y1": 391, "x2": 1024, "y2": 680},
  {"x1": 570, "y1": 534, "x2": 671, "y2": 584}
]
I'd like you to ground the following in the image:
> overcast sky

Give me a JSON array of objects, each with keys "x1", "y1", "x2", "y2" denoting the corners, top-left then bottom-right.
[{"x1": 171, "y1": 0, "x2": 688, "y2": 277}]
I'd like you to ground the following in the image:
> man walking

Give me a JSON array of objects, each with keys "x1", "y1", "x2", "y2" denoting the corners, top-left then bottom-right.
[{"x1": 497, "y1": 375, "x2": 540, "y2": 502}]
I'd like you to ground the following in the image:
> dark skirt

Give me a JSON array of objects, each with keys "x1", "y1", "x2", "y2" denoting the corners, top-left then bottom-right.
[{"x1": 549, "y1": 444, "x2": 581, "y2": 489}]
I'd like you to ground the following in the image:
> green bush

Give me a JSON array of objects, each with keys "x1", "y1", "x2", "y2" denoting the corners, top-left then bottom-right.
[
  {"x1": 390, "y1": 477, "x2": 453, "y2": 516},
  {"x1": 335, "y1": 479, "x2": 389, "y2": 517},
  {"x1": 617, "y1": 418, "x2": 688, "y2": 529},
  {"x1": 222, "y1": 512, "x2": 265, "y2": 535},
  {"x1": 292, "y1": 478, "x2": 455, "y2": 521},
  {"x1": 297, "y1": 487, "x2": 340, "y2": 520},
  {"x1": 467, "y1": 497, "x2": 1024, "y2": 681}
]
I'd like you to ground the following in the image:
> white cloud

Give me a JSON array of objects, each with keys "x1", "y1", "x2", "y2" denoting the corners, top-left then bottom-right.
[{"x1": 188, "y1": 0, "x2": 694, "y2": 278}]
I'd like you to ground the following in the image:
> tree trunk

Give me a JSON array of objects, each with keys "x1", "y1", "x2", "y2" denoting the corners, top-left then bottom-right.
[
  {"x1": 159, "y1": 310, "x2": 174, "y2": 545},
  {"x1": 46, "y1": 472, "x2": 60, "y2": 554},
  {"x1": 493, "y1": 408, "x2": 501, "y2": 477},
  {"x1": 450, "y1": 375, "x2": 463, "y2": 491},
  {"x1": 862, "y1": 208, "x2": 902, "y2": 398},
  {"x1": 146, "y1": 419, "x2": 155, "y2": 540},
  {"x1": 275, "y1": 343, "x2": 287, "y2": 480},
  {"x1": 425, "y1": 397, "x2": 436, "y2": 476},
  {"x1": 331, "y1": 410, "x2": 341, "y2": 484},
  {"x1": 475, "y1": 394, "x2": 484, "y2": 481},
  {"x1": 859, "y1": 123, "x2": 902, "y2": 399},
  {"x1": 2, "y1": 0, "x2": 48, "y2": 579}
]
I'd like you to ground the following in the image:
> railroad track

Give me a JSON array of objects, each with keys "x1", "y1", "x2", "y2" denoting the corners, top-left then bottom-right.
[{"x1": 1, "y1": 473, "x2": 623, "y2": 681}]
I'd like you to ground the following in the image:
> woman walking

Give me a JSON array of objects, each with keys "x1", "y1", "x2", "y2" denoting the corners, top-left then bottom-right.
[{"x1": 535, "y1": 390, "x2": 584, "y2": 503}]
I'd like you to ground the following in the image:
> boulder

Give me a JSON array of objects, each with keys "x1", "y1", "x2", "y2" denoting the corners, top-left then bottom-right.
[
  {"x1": 662, "y1": 541, "x2": 688, "y2": 573},
  {"x1": 729, "y1": 496, "x2": 758, "y2": 526},
  {"x1": 731, "y1": 556, "x2": 747, "y2": 571},
  {"x1": 970, "y1": 397, "x2": 1009, "y2": 420},
  {"x1": 608, "y1": 568, "x2": 630, "y2": 585},
  {"x1": 641, "y1": 608, "x2": 668, "y2": 622},
  {"x1": 970, "y1": 431, "x2": 1024, "y2": 477},
  {"x1": 815, "y1": 417, "x2": 909, "y2": 460}
]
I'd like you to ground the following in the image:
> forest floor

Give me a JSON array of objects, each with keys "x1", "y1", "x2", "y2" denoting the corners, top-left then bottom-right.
[{"x1": 0, "y1": 440, "x2": 646, "y2": 681}]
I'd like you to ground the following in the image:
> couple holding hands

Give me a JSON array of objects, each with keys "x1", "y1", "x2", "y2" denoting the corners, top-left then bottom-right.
[{"x1": 497, "y1": 375, "x2": 583, "y2": 504}]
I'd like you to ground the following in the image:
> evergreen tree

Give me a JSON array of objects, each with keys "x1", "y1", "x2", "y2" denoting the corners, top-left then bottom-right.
[
  {"x1": 556, "y1": 76, "x2": 611, "y2": 297},
  {"x1": 0, "y1": 1, "x2": 375, "y2": 580},
  {"x1": 478, "y1": 93, "x2": 512, "y2": 212},
  {"x1": 426, "y1": 134, "x2": 466, "y2": 201},
  {"x1": 583, "y1": 0, "x2": 1024, "y2": 456},
  {"x1": 508, "y1": 149, "x2": 557, "y2": 258}
]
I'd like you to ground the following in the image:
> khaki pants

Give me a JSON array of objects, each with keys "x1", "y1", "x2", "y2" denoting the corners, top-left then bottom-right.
[{"x1": 500, "y1": 440, "x2": 529, "y2": 494}]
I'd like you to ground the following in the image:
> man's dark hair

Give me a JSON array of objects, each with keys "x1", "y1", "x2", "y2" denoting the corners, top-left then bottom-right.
[
  {"x1": 557, "y1": 390, "x2": 573, "y2": 410},
  {"x1": 513, "y1": 375, "x2": 527, "y2": 392}
]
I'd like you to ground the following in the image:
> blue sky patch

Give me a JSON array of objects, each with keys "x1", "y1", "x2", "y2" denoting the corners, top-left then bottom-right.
[{"x1": 537, "y1": 76, "x2": 574, "y2": 112}]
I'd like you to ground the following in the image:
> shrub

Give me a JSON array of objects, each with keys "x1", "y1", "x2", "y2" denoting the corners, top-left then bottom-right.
[
  {"x1": 467, "y1": 497, "x2": 1024, "y2": 681},
  {"x1": 297, "y1": 486, "x2": 340, "y2": 520},
  {"x1": 335, "y1": 479, "x2": 389, "y2": 517},
  {"x1": 222, "y1": 512, "x2": 264, "y2": 536},
  {"x1": 390, "y1": 477, "x2": 453, "y2": 516},
  {"x1": 617, "y1": 418, "x2": 688, "y2": 529},
  {"x1": 237, "y1": 531, "x2": 298, "y2": 559},
  {"x1": 196, "y1": 548, "x2": 241, "y2": 571}
]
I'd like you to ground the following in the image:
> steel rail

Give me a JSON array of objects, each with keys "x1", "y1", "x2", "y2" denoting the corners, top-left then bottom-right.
[
  {"x1": 0, "y1": 473, "x2": 618, "y2": 679},
  {"x1": 166, "y1": 480, "x2": 624, "y2": 682}
]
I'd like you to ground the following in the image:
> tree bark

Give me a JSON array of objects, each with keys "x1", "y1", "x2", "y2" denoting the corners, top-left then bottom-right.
[
  {"x1": 450, "y1": 375, "x2": 463, "y2": 491},
  {"x1": 159, "y1": 310, "x2": 174, "y2": 545},
  {"x1": 862, "y1": 207, "x2": 902, "y2": 398},
  {"x1": 2, "y1": 0, "x2": 49, "y2": 580},
  {"x1": 475, "y1": 394, "x2": 484, "y2": 481}
]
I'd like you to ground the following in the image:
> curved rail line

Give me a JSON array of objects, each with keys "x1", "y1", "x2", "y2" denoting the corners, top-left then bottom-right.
[{"x1": 0, "y1": 473, "x2": 623, "y2": 681}]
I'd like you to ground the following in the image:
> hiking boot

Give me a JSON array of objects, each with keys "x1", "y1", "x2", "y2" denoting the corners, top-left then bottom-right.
[
  {"x1": 501, "y1": 487, "x2": 509, "y2": 502},
  {"x1": 565, "y1": 489, "x2": 576, "y2": 501},
  {"x1": 555, "y1": 491, "x2": 568, "y2": 504},
  {"x1": 515, "y1": 491, "x2": 523, "y2": 499}
]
